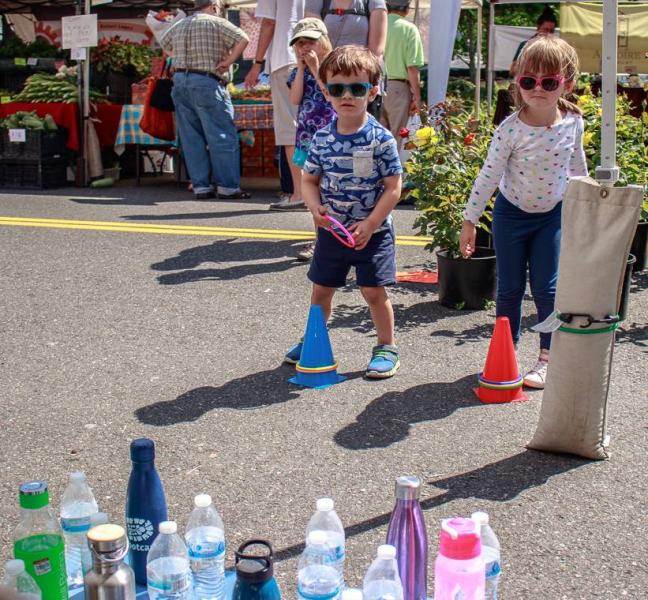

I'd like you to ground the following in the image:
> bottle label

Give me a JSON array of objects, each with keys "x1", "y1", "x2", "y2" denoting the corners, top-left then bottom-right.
[
  {"x1": 60, "y1": 516, "x2": 91, "y2": 534},
  {"x1": 321, "y1": 546, "x2": 344, "y2": 565},
  {"x1": 148, "y1": 573, "x2": 191, "y2": 594},
  {"x1": 14, "y1": 535, "x2": 68, "y2": 600},
  {"x1": 485, "y1": 560, "x2": 501, "y2": 578},
  {"x1": 126, "y1": 517, "x2": 155, "y2": 544},
  {"x1": 188, "y1": 540, "x2": 225, "y2": 559}
]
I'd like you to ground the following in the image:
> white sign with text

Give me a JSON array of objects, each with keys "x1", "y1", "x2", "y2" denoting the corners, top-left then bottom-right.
[{"x1": 62, "y1": 14, "x2": 98, "y2": 49}]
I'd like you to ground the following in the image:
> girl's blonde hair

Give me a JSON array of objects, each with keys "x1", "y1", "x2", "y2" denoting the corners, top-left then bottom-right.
[
  {"x1": 317, "y1": 34, "x2": 333, "y2": 56},
  {"x1": 514, "y1": 36, "x2": 582, "y2": 115}
]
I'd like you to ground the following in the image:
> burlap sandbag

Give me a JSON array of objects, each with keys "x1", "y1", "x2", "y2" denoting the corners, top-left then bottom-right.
[{"x1": 527, "y1": 177, "x2": 643, "y2": 460}]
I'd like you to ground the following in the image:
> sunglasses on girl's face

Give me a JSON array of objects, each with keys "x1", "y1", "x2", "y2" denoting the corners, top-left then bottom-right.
[
  {"x1": 326, "y1": 82, "x2": 373, "y2": 97},
  {"x1": 517, "y1": 75, "x2": 564, "y2": 92}
]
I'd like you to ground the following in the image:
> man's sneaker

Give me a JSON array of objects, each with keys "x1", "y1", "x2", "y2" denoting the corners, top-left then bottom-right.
[
  {"x1": 523, "y1": 350, "x2": 550, "y2": 389},
  {"x1": 296, "y1": 242, "x2": 315, "y2": 262},
  {"x1": 284, "y1": 338, "x2": 304, "y2": 364},
  {"x1": 269, "y1": 197, "x2": 307, "y2": 211},
  {"x1": 366, "y1": 344, "x2": 400, "y2": 379}
]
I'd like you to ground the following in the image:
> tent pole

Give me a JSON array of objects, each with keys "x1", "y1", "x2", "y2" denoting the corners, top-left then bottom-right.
[
  {"x1": 474, "y1": 3, "x2": 482, "y2": 117},
  {"x1": 595, "y1": 0, "x2": 619, "y2": 184},
  {"x1": 486, "y1": 0, "x2": 494, "y2": 111}
]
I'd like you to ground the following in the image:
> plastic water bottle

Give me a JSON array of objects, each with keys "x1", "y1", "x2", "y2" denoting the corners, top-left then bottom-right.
[
  {"x1": 146, "y1": 521, "x2": 192, "y2": 600},
  {"x1": 305, "y1": 498, "x2": 345, "y2": 580},
  {"x1": 434, "y1": 517, "x2": 485, "y2": 600},
  {"x1": 297, "y1": 531, "x2": 342, "y2": 600},
  {"x1": 471, "y1": 512, "x2": 501, "y2": 600},
  {"x1": 3, "y1": 560, "x2": 42, "y2": 600},
  {"x1": 386, "y1": 476, "x2": 427, "y2": 600},
  {"x1": 59, "y1": 471, "x2": 98, "y2": 587},
  {"x1": 13, "y1": 481, "x2": 68, "y2": 600},
  {"x1": 340, "y1": 590, "x2": 363, "y2": 600},
  {"x1": 362, "y1": 545, "x2": 403, "y2": 600},
  {"x1": 185, "y1": 494, "x2": 226, "y2": 600}
]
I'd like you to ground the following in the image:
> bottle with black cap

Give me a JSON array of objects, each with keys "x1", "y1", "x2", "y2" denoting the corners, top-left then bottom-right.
[
  {"x1": 125, "y1": 438, "x2": 167, "y2": 585},
  {"x1": 85, "y1": 524, "x2": 135, "y2": 600},
  {"x1": 232, "y1": 540, "x2": 281, "y2": 600}
]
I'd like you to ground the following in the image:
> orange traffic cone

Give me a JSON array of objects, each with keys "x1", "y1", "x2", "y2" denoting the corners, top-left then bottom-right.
[{"x1": 474, "y1": 317, "x2": 528, "y2": 403}]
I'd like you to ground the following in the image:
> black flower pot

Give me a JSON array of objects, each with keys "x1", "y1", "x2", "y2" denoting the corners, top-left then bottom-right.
[
  {"x1": 630, "y1": 220, "x2": 647, "y2": 273},
  {"x1": 436, "y1": 247, "x2": 497, "y2": 310},
  {"x1": 618, "y1": 254, "x2": 637, "y2": 321}
]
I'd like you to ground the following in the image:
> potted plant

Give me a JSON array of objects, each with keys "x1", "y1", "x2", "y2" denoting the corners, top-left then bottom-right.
[{"x1": 407, "y1": 99, "x2": 497, "y2": 310}]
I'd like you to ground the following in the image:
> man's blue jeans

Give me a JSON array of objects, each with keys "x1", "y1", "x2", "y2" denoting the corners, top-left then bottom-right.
[
  {"x1": 492, "y1": 193, "x2": 562, "y2": 350},
  {"x1": 172, "y1": 72, "x2": 240, "y2": 195}
]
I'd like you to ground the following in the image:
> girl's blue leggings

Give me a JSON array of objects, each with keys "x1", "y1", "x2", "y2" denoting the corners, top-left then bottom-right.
[{"x1": 492, "y1": 193, "x2": 562, "y2": 350}]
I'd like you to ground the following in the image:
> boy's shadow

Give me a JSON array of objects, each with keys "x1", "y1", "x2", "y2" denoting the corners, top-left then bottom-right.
[{"x1": 334, "y1": 375, "x2": 479, "y2": 449}]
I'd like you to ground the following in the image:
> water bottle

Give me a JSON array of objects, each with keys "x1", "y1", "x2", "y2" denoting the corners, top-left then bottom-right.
[
  {"x1": 340, "y1": 590, "x2": 363, "y2": 600},
  {"x1": 471, "y1": 512, "x2": 501, "y2": 600},
  {"x1": 362, "y1": 545, "x2": 403, "y2": 600},
  {"x1": 305, "y1": 498, "x2": 345, "y2": 580},
  {"x1": 386, "y1": 476, "x2": 427, "y2": 600},
  {"x1": 59, "y1": 471, "x2": 98, "y2": 587},
  {"x1": 232, "y1": 540, "x2": 281, "y2": 600},
  {"x1": 125, "y1": 438, "x2": 168, "y2": 585},
  {"x1": 185, "y1": 494, "x2": 226, "y2": 600},
  {"x1": 13, "y1": 481, "x2": 68, "y2": 600},
  {"x1": 146, "y1": 521, "x2": 192, "y2": 600},
  {"x1": 297, "y1": 531, "x2": 342, "y2": 600},
  {"x1": 434, "y1": 517, "x2": 485, "y2": 600},
  {"x1": 85, "y1": 524, "x2": 136, "y2": 600},
  {"x1": 3, "y1": 560, "x2": 42, "y2": 600}
]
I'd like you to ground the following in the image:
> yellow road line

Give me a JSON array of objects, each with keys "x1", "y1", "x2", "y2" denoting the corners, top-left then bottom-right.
[{"x1": 0, "y1": 216, "x2": 432, "y2": 246}]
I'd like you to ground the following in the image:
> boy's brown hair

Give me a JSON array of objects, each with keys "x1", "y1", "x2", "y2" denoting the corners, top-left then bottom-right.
[{"x1": 319, "y1": 45, "x2": 382, "y2": 85}]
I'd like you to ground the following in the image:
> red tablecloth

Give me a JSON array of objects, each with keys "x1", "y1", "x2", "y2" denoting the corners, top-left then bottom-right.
[{"x1": 0, "y1": 102, "x2": 123, "y2": 151}]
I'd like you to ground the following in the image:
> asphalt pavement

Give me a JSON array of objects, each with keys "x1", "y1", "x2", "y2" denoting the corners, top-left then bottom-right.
[{"x1": 0, "y1": 178, "x2": 646, "y2": 599}]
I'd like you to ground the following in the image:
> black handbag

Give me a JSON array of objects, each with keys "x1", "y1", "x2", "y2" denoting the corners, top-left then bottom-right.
[{"x1": 149, "y1": 59, "x2": 174, "y2": 112}]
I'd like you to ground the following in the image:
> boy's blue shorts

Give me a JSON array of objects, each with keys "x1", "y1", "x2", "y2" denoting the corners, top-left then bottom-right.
[{"x1": 307, "y1": 225, "x2": 396, "y2": 288}]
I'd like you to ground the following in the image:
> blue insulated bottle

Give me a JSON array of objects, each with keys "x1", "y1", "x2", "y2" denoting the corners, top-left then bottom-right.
[
  {"x1": 125, "y1": 438, "x2": 168, "y2": 585},
  {"x1": 232, "y1": 540, "x2": 281, "y2": 600}
]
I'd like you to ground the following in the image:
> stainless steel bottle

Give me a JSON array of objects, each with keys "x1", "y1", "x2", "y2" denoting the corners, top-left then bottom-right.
[{"x1": 84, "y1": 524, "x2": 135, "y2": 600}]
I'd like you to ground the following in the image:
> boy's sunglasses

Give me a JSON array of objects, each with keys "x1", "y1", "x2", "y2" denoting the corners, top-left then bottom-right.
[
  {"x1": 517, "y1": 74, "x2": 564, "y2": 92},
  {"x1": 326, "y1": 82, "x2": 373, "y2": 97}
]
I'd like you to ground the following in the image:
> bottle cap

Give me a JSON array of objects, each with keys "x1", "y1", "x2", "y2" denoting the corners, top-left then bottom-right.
[
  {"x1": 130, "y1": 438, "x2": 155, "y2": 463},
  {"x1": 159, "y1": 521, "x2": 177, "y2": 535},
  {"x1": 471, "y1": 511, "x2": 489, "y2": 525},
  {"x1": 340, "y1": 589, "x2": 363, "y2": 600},
  {"x1": 316, "y1": 498, "x2": 334, "y2": 512},
  {"x1": 4, "y1": 560, "x2": 26, "y2": 577},
  {"x1": 307, "y1": 531, "x2": 327, "y2": 546},
  {"x1": 395, "y1": 475, "x2": 421, "y2": 500},
  {"x1": 377, "y1": 544, "x2": 396, "y2": 560},
  {"x1": 18, "y1": 481, "x2": 49, "y2": 509},
  {"x1": 87, "y1": 524, "x2": 128, "y2": 554},
  {"x1": 439, "y1": 517, "x2": 481, "y2": 560},
  {"x1": 70, "y1": 471, "x2": 86, "y2": 482},
  {"x1": 195, "y1": 494, "x2": 212, "y2": 508},
  {"x1": 235, "y1": 540, "x2": 274, "y2": 584}
]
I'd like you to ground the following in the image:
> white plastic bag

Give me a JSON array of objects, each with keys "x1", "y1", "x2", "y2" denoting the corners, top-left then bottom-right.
[
  {"x1": 399, "y1": 113, "x2": 422, "y2": 165},
  {"x1": 146, "y1": 10, "x2": 186, "y2": 47}
]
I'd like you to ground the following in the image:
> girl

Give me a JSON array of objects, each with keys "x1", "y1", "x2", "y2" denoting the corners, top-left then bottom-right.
[
  {"x1": 287, "y1": 18, "x2": 336, "y2": 261},
  {"x1": 459, "y1": 36, "x2": 588, "y2": 389}
]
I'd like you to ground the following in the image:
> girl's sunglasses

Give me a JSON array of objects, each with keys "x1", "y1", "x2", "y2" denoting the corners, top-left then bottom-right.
[
  {"x1": 517, "y1": 74, "x2": 564, "y2": 92},
  {"x1": 326, "y1": 82, "x2": 373, "y2": 97}
]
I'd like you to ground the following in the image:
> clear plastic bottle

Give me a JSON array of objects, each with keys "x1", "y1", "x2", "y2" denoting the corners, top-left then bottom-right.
[
  {"x1": 60, "y1": 471, "x2": 99, "y2": 587},
  {"x1": 362, "y1": 545, "x2": 403, "y2": 600},
  {"x1": 147, "y1": 521, "x2": 192, "y2": 600},
  {"x1": 340, "y1": 590, "x2": 363, "y2": 600},
  {"x1": 185, "y1": 494, "x2": 226, "y2": 600},
  {"x1": 297, "y1": 531, "x2": 342, "y2": 600},
  {"x1": 305, "y1": 498, "x2": 345, "y2": 580},
  {"x1": 3, "y1": 560, "x2": 42, "y2": 600},
  {"x1": 471, "y1": 512, "x2": 501, "y2": 600}
]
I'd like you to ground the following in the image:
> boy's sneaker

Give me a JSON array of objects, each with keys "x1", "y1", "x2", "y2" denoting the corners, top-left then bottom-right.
[
  {"x1": 269, "y1": 198, "x2": 307, "y2": 211},
  {"x1": 366, "y1": 345, "x2": 400, "y2": 379},
  {"x1": 523, "y1": 350, "x2": 550, "y2": 389},
  {"x1": 284, "y1": 338, "x2": 304, "y2": 364},
  {"x1": 296, "y1": 242, "x2": 315, "y2": 262}
]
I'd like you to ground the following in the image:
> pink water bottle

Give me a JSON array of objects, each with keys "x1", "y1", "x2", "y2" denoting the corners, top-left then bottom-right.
[{"x1": 434, "y1": 517, "x2": 485, "y2": 600}]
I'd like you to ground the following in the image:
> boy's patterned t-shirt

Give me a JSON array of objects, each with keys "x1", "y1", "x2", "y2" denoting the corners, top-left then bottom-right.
[{"x1": 303, "y1": 115, "x2": 403, "y2": 232}]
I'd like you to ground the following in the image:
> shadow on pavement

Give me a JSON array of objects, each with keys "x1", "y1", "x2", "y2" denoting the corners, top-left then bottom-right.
[
  {"x1": 135, "y1": 367, "x2": 366, "y2": 426},
  {"x1": 616, "y1": 322, "x2": 648, "y2": 351},
  {"x1": 122, "y1": 210, "x2": 271, "y2": 221},
  {"x1": 334, "y1": 375, "x2": 479, "y2": 449},
  {"x1": 429, "y1": 315, "x2": 536, "y2": 346},
  {"x1": 150, "y1": 238, "x2": 306, "y2": 284},
  {"x1": 273, "y1": 450, "x2": 591, "y2": 562}
]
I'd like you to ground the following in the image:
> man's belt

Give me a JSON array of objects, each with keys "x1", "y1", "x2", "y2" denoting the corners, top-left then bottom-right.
[{"x1": 179, "y1": 69, "x2": 226, "y2": 85}]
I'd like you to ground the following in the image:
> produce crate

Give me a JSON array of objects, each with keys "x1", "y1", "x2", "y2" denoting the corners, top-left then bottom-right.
[
  {"x1": 0, "y1": 158, "x2": 69, "y2": 189},
  {"x1": 1, "y1": 128, "x2": 68, "y2": 160}
]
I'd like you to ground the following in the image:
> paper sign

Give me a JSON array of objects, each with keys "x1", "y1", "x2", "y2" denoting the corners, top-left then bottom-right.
[
  {"x1": 62, "y1": 14, "x2": 98, "y2": 49},
  {"x1": 71, "y1": 47, "x2": 87, "y2": 61},
  {"x1": 9, "y1": 129, "x2": 26, "y2": 143},
  {"x1": 27, "y1": 57, "x2": 38, "y2": 66},
  {"x1": 14, "y1": 58, "x2": 27, "y2": 66},
  {"x1": 1, "y1": 96, "x2": 11, "y2": 104}
]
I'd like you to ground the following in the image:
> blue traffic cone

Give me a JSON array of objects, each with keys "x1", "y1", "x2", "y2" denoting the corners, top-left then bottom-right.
[{"x1": 289, "y1": 304, "x2": 346, "y2": 389}]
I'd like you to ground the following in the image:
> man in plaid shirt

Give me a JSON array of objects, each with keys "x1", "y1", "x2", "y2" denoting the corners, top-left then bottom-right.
[{"x1": 161, "y1": 0, "x2": 250, "y2": 200}]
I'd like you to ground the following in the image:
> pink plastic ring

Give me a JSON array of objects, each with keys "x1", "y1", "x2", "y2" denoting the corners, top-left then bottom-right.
[{"x1": 325, "y1": 215, "x2": 356, "y2": 248}]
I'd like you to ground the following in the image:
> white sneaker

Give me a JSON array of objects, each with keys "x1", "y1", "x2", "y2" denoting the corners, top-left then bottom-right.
[
  {"x1": 269, "y1": 197, "x2": 307, "y2": 211},
  {"x1": 523, "y1": 351, "x2": 550, "y2": 389}
]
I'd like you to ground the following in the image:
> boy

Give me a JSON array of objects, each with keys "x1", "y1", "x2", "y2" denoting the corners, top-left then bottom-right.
[{"x1": 284, "y1": 45, "x2": 403, "y2": 378}]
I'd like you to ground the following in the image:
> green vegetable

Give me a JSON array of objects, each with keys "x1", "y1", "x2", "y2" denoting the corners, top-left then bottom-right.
[{"x1": 90, "y1": 177, "x2": 115, "y2": 188}]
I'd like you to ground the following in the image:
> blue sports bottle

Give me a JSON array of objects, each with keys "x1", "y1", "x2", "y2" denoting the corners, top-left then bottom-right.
[{"x1": 232, "y1": 540, "x2": 281, "y2": 600}]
